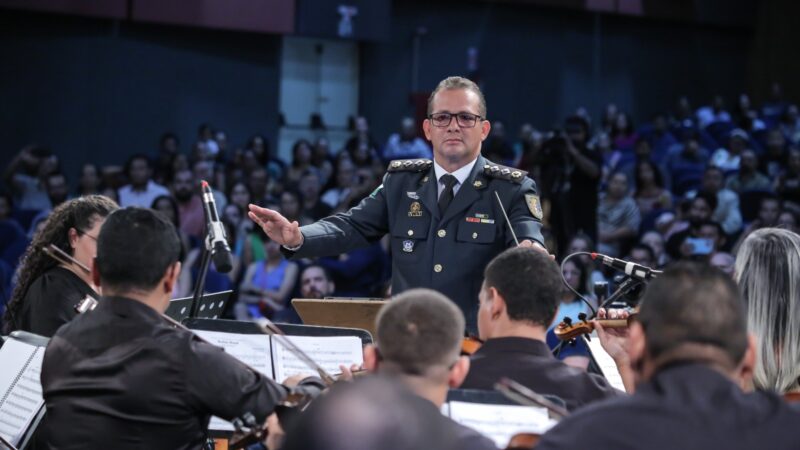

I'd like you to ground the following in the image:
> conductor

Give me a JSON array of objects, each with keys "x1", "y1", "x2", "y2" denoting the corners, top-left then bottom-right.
[{"x1": 249, "y1": 76, "x2": 547, "y2": 330}]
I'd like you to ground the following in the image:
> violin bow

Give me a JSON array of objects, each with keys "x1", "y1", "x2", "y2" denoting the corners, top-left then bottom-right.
[
  {"x1": 43, "y1": 244, "x2": 91, "y2": 273},
  {"x1": 495, "y1": 377, "x2": 569, "y2": 420}
]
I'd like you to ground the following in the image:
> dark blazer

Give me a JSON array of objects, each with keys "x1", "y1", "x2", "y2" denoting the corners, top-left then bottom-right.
[
  {"x1": 287, "y1": 155, "x2": 545, "y2": 331},
  {"x1": 460, "y1": 337, "x2": 620, "y2": 411},
  {"x1": 536, "y1": 362, "x2": 800, "y2": 450}
]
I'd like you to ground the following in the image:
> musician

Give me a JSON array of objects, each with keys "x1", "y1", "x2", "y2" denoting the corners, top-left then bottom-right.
[
  {"x1": 460, "y1": 247, "x2": 623, "y2": 410},
  {"x1": 37, "y1": 208, "x2": 321, "y2": 450},
  {"x1": 2, "y1": 195, "x2": 117, "y2": 336},
  {"x1": 535, "y1": 262, "x2": 800, "y2": 449},
  {"x1": 735, "y1": 228, "x2": 800, "y2": 395},
  {"x1": 281, "y1": 288, "x2": 498, "y2": 450},
  {"x1": 248, "y1": 76, "x2": 547, "y2": 332}
]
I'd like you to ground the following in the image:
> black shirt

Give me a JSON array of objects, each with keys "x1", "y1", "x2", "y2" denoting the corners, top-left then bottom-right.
[
  {"x1": 16, "y1": 266, "x2": 97, "y2": 337},
  {"x1": 536, "y1": 363, "x2": 800, "y2": 450},
  {"x1": 38, "y1": 295, "x2": 289, "y2": 450},
  {"x1": 460, "y1": 337, "x2": 620, "y2": 411}
]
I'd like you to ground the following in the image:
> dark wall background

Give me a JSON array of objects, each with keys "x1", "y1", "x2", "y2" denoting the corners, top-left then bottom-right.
[
  {"x1": 360, "y1": 0, "x2": 755, "y2": 140},
  {"x1": 0, "y1": 10, "x2": 282, "y2": 181}
]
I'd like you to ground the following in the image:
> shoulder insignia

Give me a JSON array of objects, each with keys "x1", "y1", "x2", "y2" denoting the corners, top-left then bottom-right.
[
  {"x1": 482, "y1": 162, "x2": 527, "y2": 184},
  {"x1": 525, "y1": 194, "x2": 543, "y2": 220},
  {"x1": 387, "y1": 159, "x2": 433, "y2": 173}
]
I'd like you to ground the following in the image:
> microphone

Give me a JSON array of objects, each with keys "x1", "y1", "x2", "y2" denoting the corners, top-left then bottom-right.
[
  {"x1": 590, "y1": 253, "x2": 661, "y2": 282},
  {"x1": 201, "y1": 180, "x2": 233, "y2": 273}
]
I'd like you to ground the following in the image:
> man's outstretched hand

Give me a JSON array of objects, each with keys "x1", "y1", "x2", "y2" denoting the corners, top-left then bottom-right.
[{"x1": 248, "y1": 204, "x2": 304, "y2": 248}]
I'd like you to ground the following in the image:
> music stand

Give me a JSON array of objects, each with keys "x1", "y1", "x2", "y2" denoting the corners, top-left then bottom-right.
[
  {"x1": 292, "y1": 298, "x2": 387, "y2": 338},
  {"x1": 170, "y1": 290, "x2": 232, "y2": 322},
  {"x1": 164, "y1": 297, "x2": 193, "y2": 322}
]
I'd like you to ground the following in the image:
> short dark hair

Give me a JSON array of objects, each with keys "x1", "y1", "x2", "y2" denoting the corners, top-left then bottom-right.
[
  {"x1": 96, "y1": 207, "x2": 181, "y2": 293},
  {"x1": 484, "y1": 248, "x2": 562, "y2": 327},
  {"x1": 638, "y1": 262, "x2": 747, "y2": 367},
  {"x1": 693, "y1": 191, "x2": 718, "y2": 212},
  {"x1": 302, "y1": 264, "x2": 332, "y2": 282},
  {"x1": 376, "y1": 288, "x2": 463, "y2": 376},
  {"x1": 628, "y1": 243, "x2": 655, "y2": 262},
  {"x1": 564, "y1": 115, "x2": 589, "y2": 135}
]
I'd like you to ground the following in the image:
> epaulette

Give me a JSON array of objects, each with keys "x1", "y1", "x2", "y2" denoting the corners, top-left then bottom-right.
[
  {"x1": 483, "y1": 163, "x2": 527, "y2": 184},
  {"x1": 387, "y1": 159, "x2": 433, "y2": 173}
]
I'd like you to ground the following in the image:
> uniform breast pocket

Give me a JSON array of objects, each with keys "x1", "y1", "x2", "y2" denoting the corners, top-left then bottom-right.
[
  {"x1": 456, "y1": 220, "x2": 497, "y2": 244},
  {"x1": 391, "y1": 216, "x2": 430, "y2": 260}
]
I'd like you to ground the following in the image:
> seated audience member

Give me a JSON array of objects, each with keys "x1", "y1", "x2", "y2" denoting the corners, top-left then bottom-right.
[
  {"x1": 696, "y1": 165, "x2": 743, "y2": 236},
  {"x1": 777, "y1": 210, "x2": 798, "y2": 233},
  {"x1": 299, "y1": 264, "x2": 335, "y2": 299},
  {"x1": 118, "y1": 154, "x2": 170, "y2": 208},
  {"x1": 4, "y1": 145, "x2": 59, "y2": 211},
  {"x1": 236, "y1": 231, "x2": 298, "y2": 320},
  {"x1": 535, "y1": 262, "x2": 800, "y2": 450},
  {"x1": 663, "y1": 131, "x2": 709, "y2": 195},
  {"x1": 279, "y1": 188, "x2": 313, "y2": 227},
  {"x1": 460, "y1": 248, "x2": 623, "y2": 410},
  {"x1": 150, "y1": 195, "x2": 192, "y2": 297},
  {"x1": 298, "y1": 169, "x2": 333, "y2": 221},
  {"x1": 597, "y1": 172, "x2": 641, "y2": 257},
  {"x1": 735, "y1": 228, "x2": 800, "y2": 396},
  {"x1": 626, "y1": 243, "x2": 656, "y2": 268},
  {"x1": 2, "y1": 195, "x2": 118, "y2": 336},
  {"x1": 44, "y1": 172, "x2": 69, "y2": 209},
  {"x1": 321, "y1": 157, "x2": 357, "y2": 210},
  {"x1": 775, "y1": 148, "x2": 800, "y2": 213},
  {"x1": 737, "y1": 195, "x2": 782, "y2": 245},
  {"x1": 633, "y1": 160, "x2": 673, "y2": 215},
  {"x1": 383, "y1": 117, "x2": 433, "y2": 160},
  {"x1": 709, "y1": 128, "x2": 748, "y2": 174},
  {"x1": 38, "y1": 207, "x2": 321, "y2": 449},
  {"x1": 336, "y1": 288, "x2": 497, "y2": 450},
  {"x1": 286, "y1": 139, "x2": 314, "y2": 186},
  {"x1": 761, "y1": 128, "x2": 787, "y2": 179},
  {"x1": 665, "y1": 193, "x2": 716, "y2": 260},
  {"x1": 310, "y1": 137, "x2": 334, "y2": 187},
  {"x1": 172, "y1": 169, "x2": 204, "y2": 239},
  {"x1": 565, "y1": 233, "x2": 606, "y2": 292},
  {"x1": 546, "y1": 256, "x2": 594, "y2": 369},
  {"x1": 76, "y1": 163, "x2": 101, "y2": 197},
  {"x1": 640, "y1": 230, "x2": 669, "y2": 267},
  {"x1": 725, "y1": 149, "x2": 772, "y2": 193}
]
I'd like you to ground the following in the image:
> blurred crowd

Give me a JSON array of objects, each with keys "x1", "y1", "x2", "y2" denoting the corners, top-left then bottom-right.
[{"x1": 1, "y1": 84, "x2": 799, "y2": 323}]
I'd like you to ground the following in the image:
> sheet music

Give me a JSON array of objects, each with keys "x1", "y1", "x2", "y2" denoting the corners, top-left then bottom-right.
[
  {"x1": 585, "y1": 333, "x2": 626, "y2": 391},
  {"x1": 192, "y1": 330, "x2": 274, "y2": 432},
  {"x1": 445, "y1": 401, "x2": 556, "y2": 448},
  {"x1": 0, "y1": 341, "x2": 44, "y2": 447},
  {"x1": 271, "y1": 335, "x2": 363, "y2": 382}
]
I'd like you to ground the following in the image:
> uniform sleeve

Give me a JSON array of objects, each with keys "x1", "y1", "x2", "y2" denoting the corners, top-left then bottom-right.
[
  {"x1": 287, "y1": 176, "x2": 391, "y2": 259},
  {"x1": 184, "y1": 337, "x2": 288, "y2": 423},
  {"x1": 507, "y1": 177, "x2": 545, "y2": 247}
]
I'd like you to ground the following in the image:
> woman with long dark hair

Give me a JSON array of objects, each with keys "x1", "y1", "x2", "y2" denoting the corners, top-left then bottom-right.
[{"x1": 3, "y1": 195, "x2": 118, "y2": 336}]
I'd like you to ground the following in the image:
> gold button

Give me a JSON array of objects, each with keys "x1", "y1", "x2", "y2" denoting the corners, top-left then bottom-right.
[
  {"x1": 434, "y1": 264, "x2": 443, "y2": 273},
  {"x1": 437, "y1": 229, "x2": 446, "y2": 238},
  {"x1": 472, "y1": 232, "x2": 478, "y2": 239},
  {"x1": 408, "y1": 229, "x2": 414, "y2": 236}
]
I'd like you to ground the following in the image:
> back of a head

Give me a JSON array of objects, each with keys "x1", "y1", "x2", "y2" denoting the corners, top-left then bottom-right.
[
  {"x1": 376, "y1": 288, "x2": 464, "y2": 376},
  {"x1": 735, "y1": 228, "x2": 800, "y2": 392},
  {"x1": 281, "y1": 376, "x2": 455, "y2": 450},
  {"x1": 638, "y1": 262, "x2": 747, "y2": 369},
  {"x1": 96, "y1": 207, "x2": 180, "y2": 293},
  {"x1": 484, "y1": 247, "x2": 562, "y2": 327}
]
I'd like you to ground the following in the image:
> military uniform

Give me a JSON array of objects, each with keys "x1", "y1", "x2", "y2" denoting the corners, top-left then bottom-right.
[{"x1": 286, "y1": 155, "x2": 544, "y2": 331}]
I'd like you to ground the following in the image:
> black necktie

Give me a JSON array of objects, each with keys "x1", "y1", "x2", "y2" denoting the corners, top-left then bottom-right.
[{"x1": 438, "y1": 174, "x2": 458, "y2": 214}]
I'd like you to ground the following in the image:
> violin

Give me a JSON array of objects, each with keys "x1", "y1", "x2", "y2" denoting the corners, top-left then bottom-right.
[
  {"x1": 506, "y1": 433, "x2": 540, "y2": 449},
  {"x1": 553, "y1": 314, "x2": 635, "y2": 341},
  {"x1": 461, "y1": 335, "x2": 484, "y2": 355}
]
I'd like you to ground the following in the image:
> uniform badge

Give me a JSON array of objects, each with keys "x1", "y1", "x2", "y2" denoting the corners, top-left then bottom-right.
[
  {"x1": 408, "y1": 201, "x2": 423, "y2": 217},
  {"x1": 402, "y1": 240, "x2": 415, "y2": 253},
  {"x1": 525, "y1": 194, "x2": 543, "y2": 220},
  {"x1": 407, "y1": 191, "x2": 419, "y2": 200},
  {"x1": 511, "y1": 171, "x2": 522, "y2": 179}
]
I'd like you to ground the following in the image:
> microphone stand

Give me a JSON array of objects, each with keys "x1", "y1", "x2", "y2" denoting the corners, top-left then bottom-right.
[{"x1": 189, "y1": 223, "x2": 214, "y2": 319}]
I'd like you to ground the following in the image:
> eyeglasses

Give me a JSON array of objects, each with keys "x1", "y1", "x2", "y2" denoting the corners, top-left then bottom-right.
[
  {"x1": 79, "y1": 230, "x2": 98, "y2": 241},
  {"x1": 428, "y1": 112, "x2": 483, "y2": 128}
]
